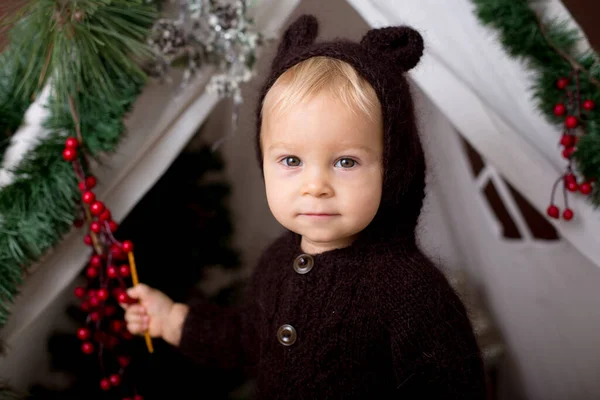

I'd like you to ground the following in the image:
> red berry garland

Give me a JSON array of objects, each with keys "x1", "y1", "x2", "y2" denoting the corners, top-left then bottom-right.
[
  {"x1": 546, "y1": 72, "x2": 596, "y2": 222},
  {"x1": 62, "y1": 135, "x2": 151, "y2": 398}
]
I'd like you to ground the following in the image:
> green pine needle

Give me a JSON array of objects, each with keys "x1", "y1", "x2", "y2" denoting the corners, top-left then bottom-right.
[
  {"x1": 0, "y1": 0, "x2": 157, "y2": 329},
  {"x1": 472, "y1": 0, "x2": 600, "y2": 207}
]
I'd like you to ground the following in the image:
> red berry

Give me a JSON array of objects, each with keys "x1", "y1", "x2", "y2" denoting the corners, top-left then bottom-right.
[
  {"x1": 565, "y1": 115, "x2": 578, "y2": 129},
  {"x1": 86, "y1": 267, "x2": 98, "y2": 279},
  {"x1": 109, "y1": 374, "x2": 121, "y2": 386},
  {"x1": 90, "y1": 255, "x2": 102, "y2": 268},
  {"x1": 90, "y1": 201, "x2": 105, "y2": 216},
  {"x1": 562, "y1": 146, "x2": 575, "y2": 158},
  {"x1": 100, "y1": 378, "x2": 111, "y2": 391},
  {"x1": 133, "y1": 395, "x2": 144, "y2": 400},
  {"x1": 85, "y1": 176, "x2": 97, "y2": 189},
  {"x1": 109, "y1": 220, "x2": 119, "y2": 233},
  {"x1": 77, "y1": 327, "x2": 90, "y2": 340},
  {"x1": 82, "y1": 191, "x2": 95, "y2": 204},
  {"x1": 105, "y1": 305, "x2": 117, "y2": 316},
  {"x1": 111, "y1": 320, "x2": 123, "y2": 332},
  {"x1": 564, "y1": 173, "x2": 576, "y2": 182},
  {"x1": 97, "y1": 288, "x2": 109, "y2": 301},
  {"x1": 62, "y1": 147, "x2": 77, "y2": 162},
  {"x1": 80, "y1": 301, "x2": 90, "y2": 312},
  {"x1": 89, "y1": 311, "x2": 101, "y2": 322},
  {"x1": 89, "y1": 296, "x2": 100, "y2": 307},
  {"x1": 563, "y1": 208, "x2": 574, "y2": 220},
  {"x1": 65, "y1": 137, "x2": 79, "y2": 148},
  {"x1": 90, "y1": 221, "x2": 102, "y2": 233},
  {"x1": 556, "y1": 77, "x2": 569, "y2": 89},
  {"x1": 580, "y1": 182, "x2": 592, "y2": 195},
  {"x1": 560, "y1": 134, "x2": 574, "y2": 147},
  {"x1": 122, "y1": 330, "x2": 133, "y2": 340},
  {"x1": 566, "y1": 181, "x2": 578, "y2": 192},
  {"x1": 78, "y1": 181, "x2": 86, "y2": 191},
  {"x1": 81, "y1": 342, "x2": 94, "y2": 354},
  {"x1": 122, "y1": 240, "x2": 134, "y2": 253},
  {"x1": 547, "y1": 205, "x2": 559, "y2": 219},
  {"x1": 111, "y1": 244, "x2": 125, "y2": 260},
  {"x1": 99, "y1": 209, "x2": 112, "y2": 222},
  {"x1": 562, "y1": 147, "x2": 575, "y2": 159},
  {"x1": 117, "y1": 355, "x2": 131, "y2": 368},
  {"x1": 107, "y1": 265, "x2": 119, "y2": 278},
  {"x1": 74, "y1": 218, "x2": 84, "y2": 228},
  {"x1": 88, "y1": 289, "x2": 97, "y2": 298},
  {"x1": 74, "y1": 287, "x2": 86, "y2": 298},
  {"x1": 583, "y1": 99, "x2": 595, "y2": 111},
  {"x1": 553, "y1": 103, "x2": 566, "y2": 116},
  {"x1": 119, "y1": 264, "x2": 130, "y2": 277},
  {"x1": 84, "y1": 234, "x2": 93, "y2": 246},
  {"x1": 117, "y1": 292, "x2": 131, "y2": 304}
]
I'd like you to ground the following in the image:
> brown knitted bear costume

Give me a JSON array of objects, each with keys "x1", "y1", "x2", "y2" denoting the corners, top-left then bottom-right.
[{"x1": 179, "y1": 14, "x2": 487, "y2": 399}]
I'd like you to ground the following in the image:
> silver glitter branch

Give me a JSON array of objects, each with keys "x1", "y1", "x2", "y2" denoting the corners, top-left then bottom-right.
[{"x1": 147, "y1": 0, "x2": 265, "y2": 149}]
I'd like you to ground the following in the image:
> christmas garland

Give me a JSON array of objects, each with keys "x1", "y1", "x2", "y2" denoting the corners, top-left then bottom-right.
[
  {"x1": 0, "y1": 0, "x2": 156, "y2": 328},
  {"x1": 0, "y1": 1, "x2": 263, "y2": 397},
  {"x1": 472, "y1": 0, "x2": 600, "y2": 221}
]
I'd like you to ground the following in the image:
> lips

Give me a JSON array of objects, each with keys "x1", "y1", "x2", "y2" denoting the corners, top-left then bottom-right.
[{"x1": 299, "y1": 212, "x2": 339, "y2": 216}]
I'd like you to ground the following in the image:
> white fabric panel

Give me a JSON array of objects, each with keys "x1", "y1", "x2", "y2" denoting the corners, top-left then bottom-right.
[{"x1": 413, "y1": 81, "x2": 600, "y2": 400}]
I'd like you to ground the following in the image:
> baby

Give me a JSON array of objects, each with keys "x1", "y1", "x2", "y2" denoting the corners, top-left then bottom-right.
[{"x1": 123, "y1": 14, "x2": 487, "y2": 399}]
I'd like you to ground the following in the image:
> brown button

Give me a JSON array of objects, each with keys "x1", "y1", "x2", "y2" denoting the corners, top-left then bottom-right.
[
  {"x1": 277, "y1": 324, "x2": 297, "y2": 346},
  {"x1": 293, "y1": 254, "x2": 314, "y2": 274}
]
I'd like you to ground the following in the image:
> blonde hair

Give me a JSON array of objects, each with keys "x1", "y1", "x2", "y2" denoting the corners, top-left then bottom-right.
[{"x1": 261, "y1": 56, "x2": 381, "y2": 123}]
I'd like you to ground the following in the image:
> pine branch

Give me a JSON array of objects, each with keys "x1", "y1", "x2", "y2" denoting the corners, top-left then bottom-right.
[
  {"x1": 473, "y1": 0, "x2": 600, "y2": 207},
  {"x1": 0, "y1": 0, "x2": 158, "y2": 328}
]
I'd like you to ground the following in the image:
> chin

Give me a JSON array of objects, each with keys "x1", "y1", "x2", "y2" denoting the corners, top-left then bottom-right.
[{"x1": 300, "y1": 229, "x2": 345, "y2": 245}]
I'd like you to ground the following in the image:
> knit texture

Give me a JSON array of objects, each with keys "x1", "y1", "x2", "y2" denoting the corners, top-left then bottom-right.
[
  {"x1": 178, "y1": 14, "x2": 487, "y2": 398},
  {"x1": 179, "y1": 230, "x2": 487, "y2": 398}
]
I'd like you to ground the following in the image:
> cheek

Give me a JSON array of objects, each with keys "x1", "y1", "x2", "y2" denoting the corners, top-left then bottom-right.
[
  {"x1": 264, "y1": 167, "x2": 292, "y2": 215},
  {"x1": 338, "y1": 170, "x2": 382, "y2": 220}
]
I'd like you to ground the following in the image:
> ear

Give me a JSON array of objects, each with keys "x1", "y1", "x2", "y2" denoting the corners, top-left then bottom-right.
[
  {"x1": 272, "y1": 14, "x2": 319, "y2": 66},
  {"x1": 360, "y1": 26, "x2": 424, "y2": 71}
]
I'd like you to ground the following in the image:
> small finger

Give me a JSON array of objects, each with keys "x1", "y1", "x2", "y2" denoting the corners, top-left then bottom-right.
[
  {"x1": 125, "y1": 312, "x2": 148, "y2": 325},
  {"x1": 127, "y1": 283, "x2": 150, "y2": 300},
  {"x1": 127, "y1": 304, "x2": 147, "y2": 315},
  {"x1": 126, "y1": 322, "x2": 148, "y2": 335}
]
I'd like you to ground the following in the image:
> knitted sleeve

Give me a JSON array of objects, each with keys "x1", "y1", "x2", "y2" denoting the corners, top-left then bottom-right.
[
  {"x1": 177, "y1": 297, "x2": 258, "y2": 371},
  {"x1": 376, "y1": 257, "x2": 487, "y2": 398},
  {"x1": 177, "y1": 260, "x2": 265, "y2": 371}
]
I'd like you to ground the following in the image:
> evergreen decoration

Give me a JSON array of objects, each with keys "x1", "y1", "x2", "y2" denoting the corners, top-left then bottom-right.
[
  {"x1": 472, "y1": 0, "x2": 600, "y2": 219},
  {"x1": 0, "y1": 0, "x2": 157, "y2": 330}
]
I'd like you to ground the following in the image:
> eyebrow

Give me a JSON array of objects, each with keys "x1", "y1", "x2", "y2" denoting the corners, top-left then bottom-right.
[{"x1": 266, "y1": 142, "x2": 376, "y2": 153}]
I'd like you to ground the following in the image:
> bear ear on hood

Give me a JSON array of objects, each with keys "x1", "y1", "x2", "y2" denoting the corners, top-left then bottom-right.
[
  {"x1": 271, "y1": 14, "x2": 319, "y2": 69},
  {"x1": 360, "y1": 26, "x2": 424, "y2": 72}
]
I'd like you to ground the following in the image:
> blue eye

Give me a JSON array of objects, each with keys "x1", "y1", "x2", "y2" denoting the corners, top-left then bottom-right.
[
  {"x1": 335, "y1": 158, "x2": 357, "y2": 168},
  {"x1": 283, "y1": 156, "x2": 301, "y2": 167}
]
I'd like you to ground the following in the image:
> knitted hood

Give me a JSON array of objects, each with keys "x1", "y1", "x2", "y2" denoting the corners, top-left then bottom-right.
[{"x1": 255, "y1": 14, "x2": 426, "y2": 244}]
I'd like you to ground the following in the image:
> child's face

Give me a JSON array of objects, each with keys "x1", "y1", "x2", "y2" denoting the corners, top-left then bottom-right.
[{"x1": 261, "y1": 89, "x2": 383, "y2": 254}]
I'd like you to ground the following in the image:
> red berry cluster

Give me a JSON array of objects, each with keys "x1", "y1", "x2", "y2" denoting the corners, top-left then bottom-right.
[
  {"x1": 546, "y1": 75, "x2": 596, "y2": 221},
  {"x1": 63, "y1": 136, "x2": 143, "y2": 399}
]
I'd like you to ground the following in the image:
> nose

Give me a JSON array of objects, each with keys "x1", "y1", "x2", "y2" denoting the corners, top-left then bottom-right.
[{"x1": 301, "y1": 167, "x2": 333, "y2": 198}]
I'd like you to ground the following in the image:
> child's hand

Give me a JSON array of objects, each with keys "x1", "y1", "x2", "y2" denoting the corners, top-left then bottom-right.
[{"x1": 122, "y1": 283, "x2": 174, "y2": 339}]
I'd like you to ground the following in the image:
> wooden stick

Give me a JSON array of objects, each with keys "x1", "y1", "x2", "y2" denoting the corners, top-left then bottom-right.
[{"x1": 128, "y1": 250, "x2": 154, "y2": 354}]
